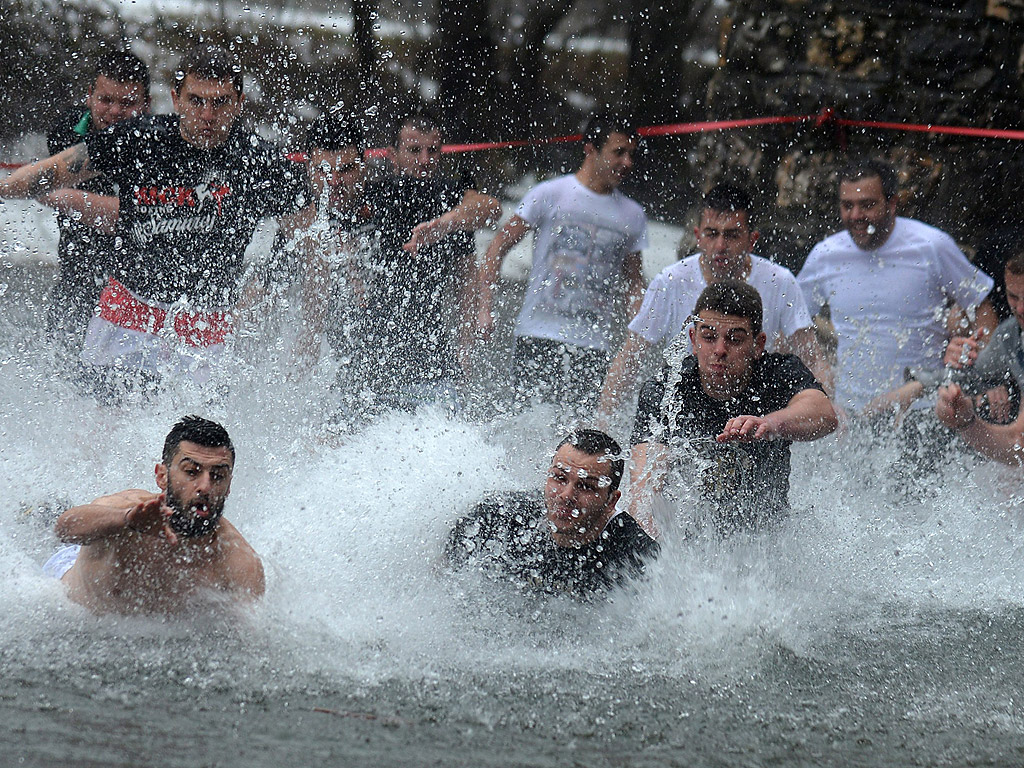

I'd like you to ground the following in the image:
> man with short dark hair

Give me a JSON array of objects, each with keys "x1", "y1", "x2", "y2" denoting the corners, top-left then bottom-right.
[
  {"x1": 357, "y1": 110, "x2": 500, "y2": 410},
  {"x1": 599, "y1": 182, "x2": 828, "y2": 423},
  {"x1": 629, "y1": 280, "x2": 837, "y2": 535},
  {"x1": 41, "y1": 50, "x2": 151, "y2": 355},
  {"x1": 1, "y1": 44, "x2": 314, "y2": 388},
  {"x1": 446, "y1": 429, "x2": 659, "y2": 598},
  {"x1": 477, "y1": 111, "x2": 648, "y2": 410},
  {"x1": 797, "y1": 158, "x2": 996, "y2": 415},
  {"x1": 45, "y1": 415, "x2": 264, "y2": 614}
]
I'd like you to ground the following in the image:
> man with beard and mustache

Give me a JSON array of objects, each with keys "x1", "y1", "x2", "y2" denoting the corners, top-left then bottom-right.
[{"x1": 45, "y1": 416, "x2": 263, "y2": 614}]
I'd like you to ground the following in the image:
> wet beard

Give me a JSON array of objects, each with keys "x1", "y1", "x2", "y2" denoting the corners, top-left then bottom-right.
[{"x1": 166, "y1": 486, "x2": 224, "y2": 539}]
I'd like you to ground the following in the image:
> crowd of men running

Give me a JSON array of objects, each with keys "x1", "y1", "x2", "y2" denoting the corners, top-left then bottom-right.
[{"x1": 5, "y1": 45, "x2": 1023, "y2": 613}]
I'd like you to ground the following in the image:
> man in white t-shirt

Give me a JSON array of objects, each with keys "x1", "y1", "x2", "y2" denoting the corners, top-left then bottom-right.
[
  {"x1": 797, "y1": 159, "x2": 996, "y2": 416},
  {"x1": 476, "y1": 111, "x2": 648, "y2": 409},
  {"x1": 597, "y1": 183, "x2": 829, "y2": 422}
]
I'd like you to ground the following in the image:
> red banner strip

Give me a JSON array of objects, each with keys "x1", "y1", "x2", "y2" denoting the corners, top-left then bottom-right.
[
  {"x1": 4, "y1": 112, "x2": 1024, "y2": 171},
  {"x1": 834, "y1": 118, "x2": 1024, "y2": 141}
]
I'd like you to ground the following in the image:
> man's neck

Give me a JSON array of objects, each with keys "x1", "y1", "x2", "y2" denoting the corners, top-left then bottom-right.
[
  {"x1": 550, "y1": 510, "x2": 616, "y2": 549},
  {"x1": 699, "y1": 253, "x2": 752, "y2": 284},
  {"x1": 575, "y1": 168, "x2": 613, "y2": 195}
]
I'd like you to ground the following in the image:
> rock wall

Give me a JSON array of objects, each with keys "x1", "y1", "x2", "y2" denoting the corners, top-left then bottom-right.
[{"x1": 700, "y1": 0, "x2": 1024, "y2": 299}]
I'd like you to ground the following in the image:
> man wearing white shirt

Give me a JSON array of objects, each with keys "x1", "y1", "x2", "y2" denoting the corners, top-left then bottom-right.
[
  {"x1": 797, "y1": 159, "x2": 996, "y2": 417},
  {"x1": 598, "y1": 183, "x2": 829, "y2": 422},
  {"x1": 477, "y1": 112, "x2": 648, "y2": 411}
]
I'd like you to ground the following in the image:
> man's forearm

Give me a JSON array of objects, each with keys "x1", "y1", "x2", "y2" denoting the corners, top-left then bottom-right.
[
  {"x1": 767, "y1": 390, "x2": 838, "y2": 441},
  {"x1": 1, "y1": 143, "x2": 93, "y2": 199},
  {"x1": 54, "y1": 503, "x2": 132, "y2": 544},
  {"x1": 954, "y1": 416, "x2": 1024, "y2": 465},
  {"x1": 598, "y1": 333, "x2": 649, "y2": 419},
  {"x1": 445, "y1": 190, "x2": 501, "y2": 232}
]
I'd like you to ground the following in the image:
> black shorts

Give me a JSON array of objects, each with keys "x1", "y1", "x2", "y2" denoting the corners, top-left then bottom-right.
[{"x1": 511, "y1": 336, "x2": 609, "y2": 409}]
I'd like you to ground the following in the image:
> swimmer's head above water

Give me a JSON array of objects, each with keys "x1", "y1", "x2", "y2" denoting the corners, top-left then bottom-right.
[{"x1": 159, "y1": 416, "x2": 235, "y2": 538}]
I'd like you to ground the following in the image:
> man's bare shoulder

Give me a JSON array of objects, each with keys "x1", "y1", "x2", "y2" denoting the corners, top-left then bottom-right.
[{"x1": 215, "y1": 518, "x2": 266, "y2": 598}]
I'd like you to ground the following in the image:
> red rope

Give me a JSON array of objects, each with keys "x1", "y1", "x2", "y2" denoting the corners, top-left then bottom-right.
[{"x1": 4, "y1": 110, "x2": 1024, "y2": 170}]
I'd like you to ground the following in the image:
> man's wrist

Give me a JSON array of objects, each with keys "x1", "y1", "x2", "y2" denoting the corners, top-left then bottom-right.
[
  {"x1": 956, "y1": 408, "x2": 977, "y2": 430},
  {"x1": 123, "y1": 507, "x2": 141, "y2": 532}
]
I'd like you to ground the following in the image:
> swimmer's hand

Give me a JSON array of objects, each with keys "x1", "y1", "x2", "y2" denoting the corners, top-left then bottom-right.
[
  {"x1": 403, "y1": 219, "x2": 445, "y2": 255},
  {"x1": 124, "y1": 494, "x2": 179, "y2": 546},
  {"x1": 936, "y1": 383, "x2": 977, "y2": 431},
  {"x1": 717, "y1": 415, "x2": 778, "y2": 443},
  {"x1": 944, "y1": 331, "x2": 981, "y2": 369}
]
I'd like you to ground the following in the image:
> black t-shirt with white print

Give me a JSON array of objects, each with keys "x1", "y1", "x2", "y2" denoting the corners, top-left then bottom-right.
[{"x1": 86, "y1": 114, "x2": 310, "y2": 307}]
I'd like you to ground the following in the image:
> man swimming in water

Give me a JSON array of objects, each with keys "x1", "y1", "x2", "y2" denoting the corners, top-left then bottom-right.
[
  {"x1": 446, "y1": 429, "x2": 659, "y2": 599},
  {"x1": 46, "y1": 415, "x2": 264, "y2": 614}
]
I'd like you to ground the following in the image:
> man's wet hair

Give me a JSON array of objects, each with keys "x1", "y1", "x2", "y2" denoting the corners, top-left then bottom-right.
[
  {"x1": 693, "y1": 278, "x2": 763, "y2": 336},
  {"x1": 393, "y1": 109, "x2": 442, "y2": 147},
  {"x1": 556, "y1": 429, "x2": 624, "y2": 492},
  {"x1": 305, "y1": 110, "x2": 365, "y2": 154},
  {"x1": 162, "y1": 415, "x2": 235, "y2": 466},
  {"x1": 582, "y1": 110, "x2": 637, "y2": 150},
  {"x1": 94, "y1": 50, "x2": 150, "y2": 93},
  {"x1": 838, "y1": 158, "x2": 898, "y2": 200},
  {"x1": 1006, "y1": 252, "x2": 1024, "y2": 276},
  {"x1": 173, "y1": 44, "x2": 243, "y2": 94},
  {"x1": 703, "y1": 183, "x2": 755, "y2": 227}
]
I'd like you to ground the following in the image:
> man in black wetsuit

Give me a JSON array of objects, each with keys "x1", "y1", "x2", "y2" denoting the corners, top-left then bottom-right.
[
  {"x1": 628, "y1": 280, "x2": 837, "y2": 536},
  {"x1": 1, "y1": 44, "x2": 313, "y2": 390},
  {"x1": 41, "y1": 50, "x2": 150, "y2": 356},
  {"x1": 446, "y1": 429, "x2": 659, "y2": 599},
  {"x1": 359, "y1": 111, "x2": 500, "y2": 410}
]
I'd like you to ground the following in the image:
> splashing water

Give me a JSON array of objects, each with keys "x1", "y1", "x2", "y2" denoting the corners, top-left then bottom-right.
[{"x1": 2, "y1": 202, "x2": 1024, "y2": 765}]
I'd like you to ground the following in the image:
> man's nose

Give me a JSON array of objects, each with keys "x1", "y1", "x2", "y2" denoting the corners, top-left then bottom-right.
[{"x1": 713, "y1": 337, "x2": 729, "y2": 355}]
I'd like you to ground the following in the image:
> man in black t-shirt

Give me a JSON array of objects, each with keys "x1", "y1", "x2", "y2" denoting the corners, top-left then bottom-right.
[
  {"x1": 629, "y1": 280, "x2": 837, "y2": 535},
  {"x1": 41, "y1": 50, "x2": 150, "y2": 356},
  {"x1": 359, "y1": 111, "x2": 500, "y2": 410},
  {"x1": 1, "y1": 44, "x2": 313, "y2": 388},
  {"x1": 447, "y1": 429, "x2": 659, "y2": 599}
]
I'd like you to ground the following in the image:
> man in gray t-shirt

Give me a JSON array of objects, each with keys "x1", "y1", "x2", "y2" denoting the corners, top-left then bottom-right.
[{"x1": 958, "y1": 254, "x2": 1024, "y2": 422}]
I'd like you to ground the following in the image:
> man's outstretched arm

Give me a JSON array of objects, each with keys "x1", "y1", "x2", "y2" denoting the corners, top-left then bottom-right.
[
  {"x1": 937, "y1": 382, "x2": 1024, "y2": 465},
  {"x1": 625, "y1": 440, "x2": 664, "y2": 540},
  {"x1": 403, "y1": 189, "x2": 501, "y2": 254},
  {"x1": 0, "y1": 143, "x2": 97, "y2": 200},
  {"x1": 54, "y1": 489, "x2": 178, "y2": 545},
  {"x1": 718, "y1": 388, "x2": 837, "y2": 443},
  {"x1": 597, "y1": 331, "x2": 652, "y2": 424}
]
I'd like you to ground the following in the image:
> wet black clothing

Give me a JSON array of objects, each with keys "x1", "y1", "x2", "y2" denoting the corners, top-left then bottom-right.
[
  {"x1": 85, "y1": 114, "x2": 310, "y2": 307},
  {"x1": 446, "y1": 491, "x2": 660, "y2": 599},
  {"x1": 631, "y1": 353, "x2": 823, "y2": 531},
  {"x1": 360, "y1": 172, "x2": 474, "y2": 388},
  {"x1": 46, "y1": 109, "x2": 115, "y2": 349}
]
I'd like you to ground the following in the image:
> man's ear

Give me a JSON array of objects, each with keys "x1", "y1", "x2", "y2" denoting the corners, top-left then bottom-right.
[
  {"x1": 749, "y1": 230, "x2": 760, "y2": 249},
  {"x1": 155, "y1": 463, "x2": 168, "y2": 491},
  {"x1": 754, "y1": 331, "x2": 767, "y2": 357},
  {"x1": 689, "y1": 325, "x2": 698, "y2": 347},
  {"x1": 607, "y1": 489, "x2": 622, "y2": 510}
]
